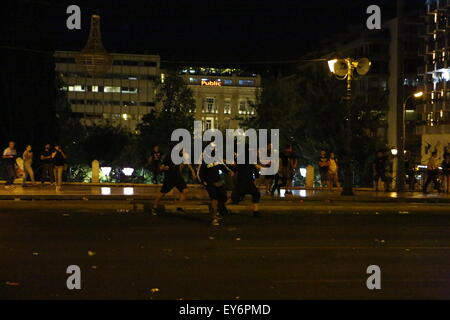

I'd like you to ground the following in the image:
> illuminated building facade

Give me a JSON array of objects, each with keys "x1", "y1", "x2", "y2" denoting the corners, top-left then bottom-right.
[
  {"x1": 55, "y1": 51, "x2": 160, "y2": 131},
  {"x1": 178, "y1": 67, "x2": 261, "y2": 130},
  {"x1": 417, "y1": 0, "x2": 450, "y2": 159}
]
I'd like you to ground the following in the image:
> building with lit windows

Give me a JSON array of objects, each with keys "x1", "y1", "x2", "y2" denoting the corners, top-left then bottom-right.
[
  {"x1": 417, "y1": 0, "x2": 450, "y2": 160},
  {"x1": 55, "y1": 51, "x2": 160, "y2": 131},
  {"x1": 295, "y1": 3, "x2": 422, "y2": 157},
  {"x1": 177, "y1": 67, "x2": 261, "y2": 130}
]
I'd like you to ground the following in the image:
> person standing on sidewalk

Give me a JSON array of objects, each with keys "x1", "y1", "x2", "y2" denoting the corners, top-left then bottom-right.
[
  {"x1": 40, "y1": 144, "x2": 54, "y2": 185},
  {"x1": 328, "y1": 152, "x2": 339, "y2": 190},
  {"x1": 423, "y1": 151, "x2": 441, "y2": 194},
  {"x1": 318, "y1": 150, "x2": 330, "y2": 189},
  {"x1": 280, "y1": 144, "x2": 298, "y2": 195},
  {"x1": 3, "y1": 141, "x2": 17, "y2": 189},
  {"x1": 52, "y1": 145, "x2": 67, "y2": 192},
  {"x1": 373, "y1": 151, "x2": 389, "y2": 192},
  {"x1": 147, "y1": 145, "x2": 162, "y2": 184},
  {"x1": 442, "y1": 153, "x2": 450, "y2": 193},
  {"x1": 22, "y1": 145, "x2": 36, "y2": 186}
]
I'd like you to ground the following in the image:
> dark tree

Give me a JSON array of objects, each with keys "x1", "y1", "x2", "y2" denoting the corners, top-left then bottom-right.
[{"x1": 137, "y1": 73, "x2": 195, "y2": 158}]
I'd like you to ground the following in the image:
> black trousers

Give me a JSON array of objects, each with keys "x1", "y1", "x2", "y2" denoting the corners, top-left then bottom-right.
[
  {"x1": 150, "y1": 164, "x2": 160, "y2": 184},
  {"x1": 41, "y1": 163, "x2": 54, "y2": 183},
  {"x1": 423, "y1": 170, "x2": 441, "y2": 192},
  {"x1": 231, "y1": 183, "x2": 261, "y2": 204},
  {"x1": 5, "y1": 163, "x2": 15, "y2": 185}
]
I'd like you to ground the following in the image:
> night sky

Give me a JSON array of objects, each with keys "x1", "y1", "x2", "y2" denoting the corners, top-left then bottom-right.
[{"x1": 4, "y1": 0, "x2": 423, "y2": 64}]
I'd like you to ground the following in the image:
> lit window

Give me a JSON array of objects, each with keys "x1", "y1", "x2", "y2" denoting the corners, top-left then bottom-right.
[
  {"x1": 204, "y1": 97, "x2": 217, "y2": 113},
  {"x1": 224, "y1": 99, "x2": 232, "y2": 114},
  {"x1": 238, "y1": 79, "x2": 255, "y2": 86},
  {"x1": 104, "y1": 86, "x2": 120, "y2": 93},
  {"x1": 239, "y1": 100, "x2": 247, "y2": 114}
]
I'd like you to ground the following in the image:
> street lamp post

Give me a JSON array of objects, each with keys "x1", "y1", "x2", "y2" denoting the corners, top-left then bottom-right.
[
  {"x1": 396, "y1": 91, "x2": 423, "y2": 192},
  {"x1": 328, "y1": 58, "x2": 371, "y2": 196}
]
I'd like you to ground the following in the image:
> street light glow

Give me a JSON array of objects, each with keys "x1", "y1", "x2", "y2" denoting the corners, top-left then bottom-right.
[
  {"x1": 101, "y1": 166, "x2": 112, "y2": 176},
  {"x1": 413, "y1": 91, "x2": 424, "y2": 98},
  {"x1": 122, "y1": 167, "x2": 134, "y2": 176},
  {"x1": 327, "y1": 59, "x2": 338, "y2": 73}
]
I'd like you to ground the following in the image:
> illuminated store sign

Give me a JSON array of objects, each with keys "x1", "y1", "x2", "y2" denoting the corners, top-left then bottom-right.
[{"x1": 201, "y1": 80, "x2": 222, "y2": 86}]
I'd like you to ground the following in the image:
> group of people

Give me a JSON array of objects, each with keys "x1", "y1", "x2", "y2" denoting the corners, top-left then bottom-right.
[
  {"x1": 422, "y1": 151, "x2": 450, "y2": 194},
  {"x1": 317, "y1": 150, "x2": 340, "y2": 190},
  {"x1": 2, "y1": 141, "x2": 67, "y2": 191},
  {"x1": 148, "y1": 143, "x2": 273, "y2": 226},
  {"x1": 372, "y1": 149, "x2": 450, "y2": 194}
]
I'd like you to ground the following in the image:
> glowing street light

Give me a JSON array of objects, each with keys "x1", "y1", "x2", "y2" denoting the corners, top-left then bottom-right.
[
  {"x1": 122, "y1": 167, "x2": 134, "y2": 176},
  {"x1": 328, "y1": 57, "x2": 371, "y2": 196},
  {"x1": 396, "y1": 91, "x2": 424, "y2": 192},
  {"x1": 101, "y1": 166, "x2": 112, "y2": 176}
]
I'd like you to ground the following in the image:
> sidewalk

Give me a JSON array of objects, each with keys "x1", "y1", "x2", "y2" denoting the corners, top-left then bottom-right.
[{"x1": 0, "y1": 183, "x2": 449, "y2": 203}]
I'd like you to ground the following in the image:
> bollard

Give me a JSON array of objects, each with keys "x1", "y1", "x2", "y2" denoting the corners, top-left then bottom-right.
[
  {"x1": 306, "y1": 165, "x2": 314, "y2": 189},
  {"x1": 92, "y1": 160, "x2": 100, "y2": 183}
]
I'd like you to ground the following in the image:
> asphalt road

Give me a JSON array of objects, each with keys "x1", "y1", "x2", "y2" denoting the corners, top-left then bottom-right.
[{"x1": 1, "y1": 203, "x2": 450, "y2": 300}]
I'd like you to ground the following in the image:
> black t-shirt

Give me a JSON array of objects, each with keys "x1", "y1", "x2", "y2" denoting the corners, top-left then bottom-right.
[
  {"x1": 150, "y1": 151, "x2": 161, "y2": 166},
  {"x1": 53, "y1": 150, "x2": 66, "y2": 166},
  {"x1": 162, "y1": 156, "x2": 181, "y2": 181},
  {"x1": 374, "y1": 157, "x2": 387, "y2": 173},
  {"x1": 41, "y1": 149, "x2": 53, "y2": 164},
  {"x1": 442, "y1": 160, "x2": 450, "y2": 174},
  {"x1": 280, "y1": 151, "x2": 298, "y2": 168},
  {"x1": 199, "y1": 162, "x2": 230, "y2": 185},
  {"x1": 236, "y1": 164, "x2": 259, "y2": 185},
  {"x1": 318, "y1": 156, "x2": 329, "y2": 173}
]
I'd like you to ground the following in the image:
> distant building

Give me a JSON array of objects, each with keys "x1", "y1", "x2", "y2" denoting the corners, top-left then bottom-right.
[
  {"x1": 55, "y1": 51, "x2": 160, "y2": 131},
  {"x1": 294, "y1": 7, "x2": 422, "y2": 155},
  {"x1": 417, "y1": 0, "x2": 450, "y2": 162},
  {"x1": 176, "y1": 67, "x2": 261, "y2": 130}
]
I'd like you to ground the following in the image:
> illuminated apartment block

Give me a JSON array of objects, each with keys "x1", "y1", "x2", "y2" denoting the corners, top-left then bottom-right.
[
  {"x1": 55, "y1": 51, "x2": 160, "y2": 131},
  {"x1": 417, "y1": 0, "x2": 450, "y2": 159}
]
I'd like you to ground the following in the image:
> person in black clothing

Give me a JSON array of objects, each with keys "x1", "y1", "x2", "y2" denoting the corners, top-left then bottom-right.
[
  {"x1": 318, "y1": 150, "x2": 330, "y2": 189},
  {"x1": 279, "y1": 144, "x2": 298, "y2": 195},
  {"x1": 147, "y1": 145, "x2": 162, "y2": 184},
  {"x1": 228, "y1": 161, "x2": 262, "y2": 217},
  {"x1": 197, "y1": 152, "x2": 234, "y2": 226},
  {"x1": 442, "y1": 153, "x2": 450, "y2": 193},
  {"x1": 151, "y1": 154, "x2": 195, "y2": 215},
  {"x1": 404, "y1": 151, "x2": 417, "y2": 191},
  {"x1": 373, "y1": 151, "x2": 389, "y2": 191},
  {"x1": 40, "y1": 144, "x2": 54, "y2": 184}
]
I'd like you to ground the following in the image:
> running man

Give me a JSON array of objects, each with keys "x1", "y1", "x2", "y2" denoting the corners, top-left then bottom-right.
[
  {"x1": 151, "y1": 153, "x2": 195, "y2": 215},
  {"x1": 228, "y1": 160, "x2": 262, "y2": 218},
  {"x1": 197, "y1": 153, "x2": 234, "y2": 226}
]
